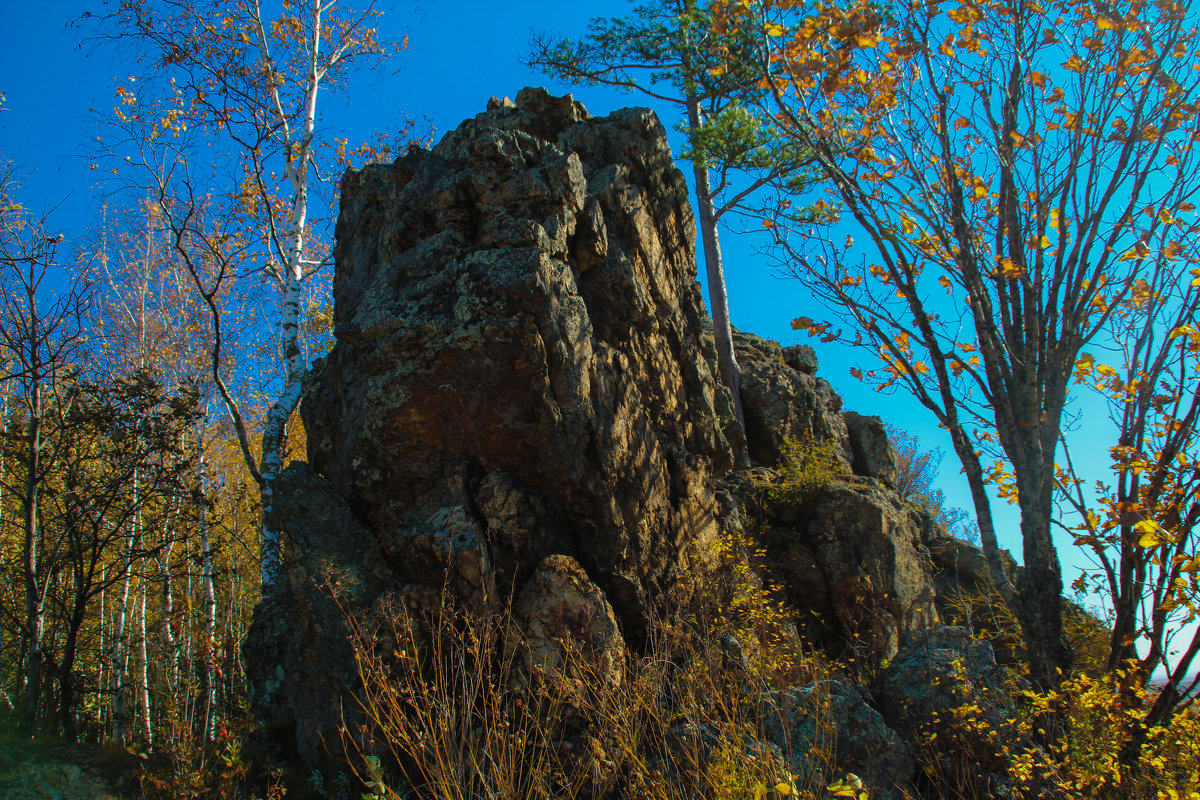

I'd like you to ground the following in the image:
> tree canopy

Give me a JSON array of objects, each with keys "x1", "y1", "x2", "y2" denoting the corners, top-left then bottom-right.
[{"x1": 717, "y1": 0, "x2": 1200, "y2": 697}]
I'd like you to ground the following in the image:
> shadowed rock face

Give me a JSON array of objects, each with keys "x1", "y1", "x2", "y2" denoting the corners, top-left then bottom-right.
[
  {"x1": 304, "y1": 87, "x2": 736, "y2": 629},
  {"x1": 725, "y1": 331, "x2": 937, "y2": 664},
  {"x1": 246, "y1": 88, "x2": 738, "y2": 767},
  {"x1": 245, "y1": 87, "x2": 946, "y2": 774}
]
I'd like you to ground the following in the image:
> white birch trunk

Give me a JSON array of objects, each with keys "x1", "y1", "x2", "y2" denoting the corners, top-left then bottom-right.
[
  {"x1": 158, "y1": 539, "x2": 178, "y2": 698},
  {"x1": 110, "y1": 554, "x2": 132, "y2": 743},
  {"x1": 137, "y1": 577, "x2": 152, "y2": 746},
  {"x1": 198, "y1": 429, "x2": 218, "y2": 741},
  {"x1": 251, "y1": 0, "x2": 324, "y2": 587}
]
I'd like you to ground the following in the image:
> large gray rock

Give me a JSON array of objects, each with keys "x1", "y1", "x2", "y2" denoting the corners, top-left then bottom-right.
[
  {"x1": 926, "y1": 535, "x2": 1024, "y2": 665},
  {"x1": 304, "y1": 87, "x2": 733, "y2": 627},
  {"x1": 513, "y1": 554, "x2": 626, "y2": 687},
  {"x1": 733, "y1": 329, "x2": 853, "y2": 470},
  {"x1": 243, "y1": 465, "x2": 381, "y2": 767},
  {"x1": 842, "y1": 411, "x2": 897, "y2": 486},
  {"x1": 247, "y1": 87, "x2": 735, "y2": 768},
  {"x1": 759, "y1": 680, "x2": 915, "y2": 800},
  {"x1": 874, "y1": 626, "x2": 1025, "y2": 797},
  {"x1": 244, "y1": 87, "x2": 962, "y2": 780},
  {"x1": 735, "y1": 477, "x2": 939, "y2": 664}
]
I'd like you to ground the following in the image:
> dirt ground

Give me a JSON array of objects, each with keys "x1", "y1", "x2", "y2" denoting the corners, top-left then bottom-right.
[{"x1": 0, "y1": 736, "x2": 128, "y2": 800}]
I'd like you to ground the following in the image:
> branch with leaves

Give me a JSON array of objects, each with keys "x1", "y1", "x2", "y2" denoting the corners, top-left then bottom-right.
[
  {"x1": 719, "y1": 0, "x2": 1200, "y2": 694},
  {"x1": 95, "y1": 0, "x2": 404, "y2": 586}
]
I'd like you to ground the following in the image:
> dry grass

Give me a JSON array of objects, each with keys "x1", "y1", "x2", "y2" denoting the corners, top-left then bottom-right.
[{"x1": 337, "y1": 545, "x2": 855, "y2": 800}]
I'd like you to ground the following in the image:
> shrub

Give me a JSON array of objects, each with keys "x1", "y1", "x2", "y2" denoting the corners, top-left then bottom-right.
[
  {"x1": 886, "y1": 424, "x2": 977, "y2": 543},
  {"x1": 134, "y1": 705, "x2": 284, "y2": 800},
  {"x1": 767, "y1": 435, "x2": 845, "y2": 510},
  {"x1": 688, "y1": 527, "x2": 809, "y2": 686},
  {"x1": 1010, "y1": 666, "x2": 1200, "y2": 799},
  {"x1": 340, "y1": 584, "x2": 845, "y2": 800}
]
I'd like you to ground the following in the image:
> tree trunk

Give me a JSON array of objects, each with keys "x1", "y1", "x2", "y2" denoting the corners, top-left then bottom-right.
[
  {"x1": 1013, "y1": 490, "x2": 1070, "y2": 690},
  {"x1": 110, "y1": 550, "x2": 132, "y2": 743},
  {"x1": 945, "y1": 422, "x2": 1018, "y2": 606},
  {"x1": 198, "y1": 434, "x2": 217, "y2": 741},
  {"x1": 137, "y1": 577, "x2": 152, "y2": 747},
  {"x1": 59, "y1": 604, "x2": 85, "y2": 738},
  {"x1": 19, "y1": 347, "x2": 43, "y2": 739},
  {"x1": 158, "y1": 539, "x2": 178, "y2": 699},
  {"x1": 96, "y1": 570, "x2": 106, "y2": 732},
  {"x1": 690, "y1": 153, "x2": 746, "y2": 432},
  {"x1": 247, "y1": 0, "x2": 324, "y2": 588},
  {"x1": 678, "y1": 6, "x2": 745, "y2": 433}
]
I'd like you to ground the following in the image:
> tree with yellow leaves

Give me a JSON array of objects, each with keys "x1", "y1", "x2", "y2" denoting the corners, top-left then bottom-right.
[
  {"x1": 1061, "y1": 280, "x2": 1200, "y2": 734},
  {"x1": 717, "y1": 0, "x2": 1200, "y2": 694},
  {"x1": 97, "y1": 0, "x2": 402, "y2": 588}
]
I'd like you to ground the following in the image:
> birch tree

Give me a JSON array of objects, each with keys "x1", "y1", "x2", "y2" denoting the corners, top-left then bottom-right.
[
  {"x1": 100, "y1": 0, "x2": 400, "y2": 587},
  {"x1": 0, "y1": 168, "x2": 90, "y2": 736}
]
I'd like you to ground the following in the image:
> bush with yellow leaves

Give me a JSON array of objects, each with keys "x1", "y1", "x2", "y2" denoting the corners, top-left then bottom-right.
[
  {"x1": 1010, "y1": 666, "x2": 1200, "y2": 800},
  {"x1": 767, "y1": 436, "x2": 846, "y2": 511}
]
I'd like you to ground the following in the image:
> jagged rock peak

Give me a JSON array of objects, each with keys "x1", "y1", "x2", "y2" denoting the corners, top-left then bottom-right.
[
  {"x1": 305, "y1": 86, "x2": 736, "y2": 620},
  {"x1": 244, "y1": 88, "x2": 948, "y2": 775},
  {"x1": 249, "y1": 86, "x2": 743, "y2": 767}
]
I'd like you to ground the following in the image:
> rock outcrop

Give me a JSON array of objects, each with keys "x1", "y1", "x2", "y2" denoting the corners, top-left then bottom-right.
[
  {"x1": 734, "y1": 330, "x2": 853, "y2": 471},
  {"x1": 245, "y1": 88, "x2": 958, "y2": 779},
  {"x1": 760, "y1": 680, "x2": 915, "y2": 800},
  {"x1": 247, "y1": 87, "x2": 737, "y2": 767},
  {"x1": 874, "y1": 627, "x2": 1026, "y2": 797},
  {"x1": 304, "y1": 87, "x2": 734, "y2": 629},
  {"x1": 725, "y1": 331, "x2": 938, "y2": 664}
]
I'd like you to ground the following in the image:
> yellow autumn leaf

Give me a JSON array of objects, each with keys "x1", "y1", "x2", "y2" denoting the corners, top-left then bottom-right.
[
  {"x1": 1136, "y1": 519, "x2": 1165, "y2": 547},
  {"x1": 764, "y1": 22, "x2": 785, "y2": 36},
  {"x1": 1096, "y1": 16, "x2": 1117, "y2": 30},
  {"x1": 999, "y1": 258, "x2": 1024, "y2": 279},
  {"x1": 1120, "y1": 243, "x2": 1149, "y2": 261}
]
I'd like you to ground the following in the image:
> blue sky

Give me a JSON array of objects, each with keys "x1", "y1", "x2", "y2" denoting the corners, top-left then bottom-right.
[{"x1": 0, "y1": 1, "x2": 1046, "y2": 566}]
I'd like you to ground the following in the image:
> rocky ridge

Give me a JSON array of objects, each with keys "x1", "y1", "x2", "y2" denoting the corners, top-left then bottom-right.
[{"x1": 244, "y1": 88, "x2": 1010, "y2": 795}]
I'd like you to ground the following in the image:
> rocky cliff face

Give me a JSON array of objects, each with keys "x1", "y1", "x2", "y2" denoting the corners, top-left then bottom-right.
[
  {"x1": 305, "y1": 88, "x2": 737, "y2": 623},
  {"x1": 244, "y1": 88, "x2": 945, "y2": 774}
]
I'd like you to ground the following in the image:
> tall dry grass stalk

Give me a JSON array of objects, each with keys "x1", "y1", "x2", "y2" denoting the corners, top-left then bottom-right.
[{"x1": 339, "y1": 584, "x2": 844, "y2": 800}]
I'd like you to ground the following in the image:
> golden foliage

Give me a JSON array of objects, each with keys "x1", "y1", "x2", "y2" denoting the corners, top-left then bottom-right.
[
  {"x1": 767, "y1": 435, "x2": 846, "y2": 510},
  {"x1": 1012, "y1": 669, "x2": 1200, "y2": 799}
]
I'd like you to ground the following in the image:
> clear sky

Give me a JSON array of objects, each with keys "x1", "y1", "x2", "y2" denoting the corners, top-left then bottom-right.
[{"x1": 1, "y1": 1, "x2": 1062, "y2": 569}]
